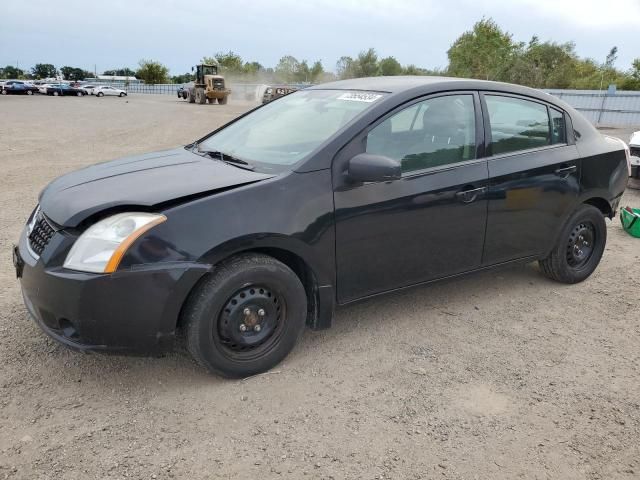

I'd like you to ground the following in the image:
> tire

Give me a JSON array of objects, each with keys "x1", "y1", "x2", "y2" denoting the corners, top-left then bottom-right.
[
  {"x1": 184, "y1": 253, "x2": 307, "y2": 378},
  {"x1": 188, "y1": 91, "x2": 195, "y2": 103},
  {"x1": 1, "y1": 90, "x2": 7, "y2": 95},
  {"x1": 119, "y1": 92, "x2": 125, "y2": 97},
  {"x1": 196, "y1": 88, "x2": 206, "y2": 105},
  {"x1": 77, "y1": 91, "x2": 82, "y2": 97},
  {"x1": 539, "y1": 204, "x2": 607, "y2": 284},
  {"x1": 97, "y1": 92, "x2": 104, "y2": 97},
  {"x1": 218, "y1": 96, "x2": 228, "y2": 105},
  {"x1": 27, "y1": 90, "x2": 33, "y2": 95},
  {"x1": 53, "y1": 91, "x2": 59, "y2": 96}
]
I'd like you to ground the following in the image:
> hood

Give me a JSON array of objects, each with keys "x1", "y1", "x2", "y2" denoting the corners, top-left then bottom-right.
[
  {"x1": 39, "y1": 147, "x2": 274, "y2": 227},
  {"x1": 630, "y1": 131, "x2": 640, "y2": 148}
]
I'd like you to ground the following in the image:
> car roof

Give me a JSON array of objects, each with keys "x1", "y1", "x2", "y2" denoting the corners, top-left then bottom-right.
[{"x1": 309, "y1": 75, "x2": 560, "y2": 104}]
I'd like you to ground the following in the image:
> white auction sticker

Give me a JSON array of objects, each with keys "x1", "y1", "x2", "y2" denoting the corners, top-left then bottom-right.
[{"x1": 337, "y1": 92, "x2": 383, "y2": 103}]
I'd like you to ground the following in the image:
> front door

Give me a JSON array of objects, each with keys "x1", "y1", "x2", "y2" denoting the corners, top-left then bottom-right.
[
  {"x1": 480, "y1": 93, "x2": 580, "y2": 265},
  {"x1": 333, "y1": 92, "x2": 489, "y2": 303}
]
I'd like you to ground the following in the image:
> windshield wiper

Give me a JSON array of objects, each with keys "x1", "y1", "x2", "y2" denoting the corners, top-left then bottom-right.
[{"x1": 199, "y1": 149, "x2": 254, "y2": 171}]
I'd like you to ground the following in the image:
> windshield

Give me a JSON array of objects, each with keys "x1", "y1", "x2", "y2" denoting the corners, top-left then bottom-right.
[{"x1": 197, "y1": 89, "x2": 385, "y2": 172}]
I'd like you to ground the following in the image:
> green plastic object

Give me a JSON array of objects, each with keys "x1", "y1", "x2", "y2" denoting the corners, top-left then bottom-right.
[{"x1": 620, "y1": 207, "x2": 640, "y2": 238}]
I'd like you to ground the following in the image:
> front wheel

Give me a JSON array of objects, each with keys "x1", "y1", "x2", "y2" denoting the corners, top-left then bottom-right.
[
  {"x1": 218, "y1": 96, "x2": 228, "y2": 105},
  {"x1": 97, "y1": 92, "x2": 104, "y2": 97},
  {"x1": 27, "y1": 90, "x2": 33, "y2": 95},
  {"x1": 53, "y1": 91, "x2": 59, "y2": 96},
  {"x1": 184, "y1": 254, "x2": 307, "y2": 378},
  {"x1": 119, "y1": 92, "x2": 125, "y2": 97},
  {"x1": 76, "y1": 91, "x2": 82, "y2": 97},
  {"x1": 539, "y1": 204, "x2": 607, "y2": 284}
]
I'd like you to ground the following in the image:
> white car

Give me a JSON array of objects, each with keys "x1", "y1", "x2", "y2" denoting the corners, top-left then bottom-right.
[
  {"x1": 80, "y1": 84, "x2": 97, "y2": 95},
  {"x1": 93, "y1": 85, "x2": 127, "y2": 97},
  {"x1": 629, "y1": 131, "x2": 640, "y2": 188},
  {"x1": 38, "y1": 83, "x2": 60, "y2": 94}
]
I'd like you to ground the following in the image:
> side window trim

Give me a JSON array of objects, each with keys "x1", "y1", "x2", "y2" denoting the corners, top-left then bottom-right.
[
  {"x1": 362, "y1": 91, "x2": 484, "y2": 177},
  {"x1": 479, "y1": 91, "x2": 570, "y2": 158}
]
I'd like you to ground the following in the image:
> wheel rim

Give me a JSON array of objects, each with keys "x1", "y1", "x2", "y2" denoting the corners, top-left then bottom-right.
[
  {"x1": 215, "y1": 285, "x2": 286, "y2": 361},
  {"x1": 566, "y1": 222, "x2": 595, "y2": 268}
]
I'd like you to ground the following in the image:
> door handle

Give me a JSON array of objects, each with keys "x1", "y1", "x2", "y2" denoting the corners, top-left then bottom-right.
[
  {"x1": 456, "y1": 186, "x2": 486, "y2": 204},
  {"x1": 554, "y1": 165, "x2": 577, "y2": 177}
]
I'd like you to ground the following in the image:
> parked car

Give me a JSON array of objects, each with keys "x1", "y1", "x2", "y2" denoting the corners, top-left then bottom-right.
[
  {"x1": 38, "y1": 83, "x2": 57, "y2": 94},
  {"x1": 93, "y1": 85, "x2": 127, "y2": 97},
  {"x1": 79, "y1": 84, "x2": 97, "y2": 95},
  {"x1": 13, "y1": 77, "x2": 630, "y2": 378},
  {"x1": 177, "y1": 85, "x2": 188, "y2": 100},
  {"x1": 45, "y1": 84, "x2": 87, "y2": 96},
  {"x1": 1, "y1": 81, "x2": 39, "y2": 95},
  {"x1": 629, "y1": 131, "x2": 640, "y2": 189},
  {"x1": 261, "y1": 84, "x2": 298, "y2": 103}
]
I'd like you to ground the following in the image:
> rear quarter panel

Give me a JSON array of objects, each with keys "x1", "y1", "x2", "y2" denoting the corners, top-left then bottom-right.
[{"x1": 576, "y1": 134, "x2": 628, "y2": 213}]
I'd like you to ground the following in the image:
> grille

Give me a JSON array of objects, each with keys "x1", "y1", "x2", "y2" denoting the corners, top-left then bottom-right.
[
  {"x1": 213, "y1": 80, "x2": 224, "y2": 90},
  {"x1": 28, "y1": 208, "x2": 56, "y2": 257},
  {"x1": 630, "y1": 146, "x2": 640, "y2": 158}
]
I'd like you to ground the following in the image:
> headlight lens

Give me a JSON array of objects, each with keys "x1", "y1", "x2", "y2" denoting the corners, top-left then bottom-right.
[{"x1": 63, "y1": 212, "x2": 166, "y2": 273}]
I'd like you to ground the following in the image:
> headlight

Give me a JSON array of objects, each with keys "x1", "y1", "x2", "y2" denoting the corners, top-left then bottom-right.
[{"x1": 64, "y1": 212, "x2": 166, "y2": 273}]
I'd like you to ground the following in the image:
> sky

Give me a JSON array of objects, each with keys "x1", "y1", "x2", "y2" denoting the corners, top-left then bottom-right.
[{"x1": 1, "y1": 0, "x2": 638, "y2": 76}]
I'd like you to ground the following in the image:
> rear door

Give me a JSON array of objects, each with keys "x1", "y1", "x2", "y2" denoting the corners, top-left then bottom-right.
[{"x1": 480, "y1": 93, "x2": 580, "y2": 265}]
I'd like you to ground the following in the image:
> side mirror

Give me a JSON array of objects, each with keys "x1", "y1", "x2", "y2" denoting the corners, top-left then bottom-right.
[{"x1": 348, "y1": 153, "x2": 402, "y2": 183}]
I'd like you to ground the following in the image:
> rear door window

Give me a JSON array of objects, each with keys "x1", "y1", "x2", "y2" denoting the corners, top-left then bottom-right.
[{"x1": 485, "y1": 95, "x2": 550, "y2": 155}]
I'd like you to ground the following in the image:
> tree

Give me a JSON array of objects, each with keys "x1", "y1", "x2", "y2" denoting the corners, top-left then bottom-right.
[
  {"x1": 509, "y1": 39, "x2": 578, "y2": 88},
  {"x1": 447, "y1": 18, "x2": 519, "y2": 81},
  {"x1": 336, "y1": 56, "x2": 357, "y2": 79},
  {"x1": 243, "y1": 61, "x2": 264, "y2": 79},
  {"x1": 205, "y1": 51, "x2": 244, "y2": 75},
  {"x1": 378, "y1": 56, "x2": 403, "y2": 76},
  {"x1": 356, "y1": 48, "x2": 379, "y2": 77},
  {"x1": 171, "y1": 73, "x2": 194, "y2": 84},
  {"x1": 309, "y1": 61, "x2": 324, "y2": 82},
  {"x1": 136, "y1": 59, "x2": 169, "y2": 84},
  {"x1": 1, "y1": 65, "x2": 24, "y2": 79},
  {"x1": 275, "y1": 55, "x2": 300, "y2": 82},
  {"x1": 60, "y1": 66, "x2": 91, "y2": 81},
  {"x1": 31, "y1": 63, "x2": 57, "y2": 79}
]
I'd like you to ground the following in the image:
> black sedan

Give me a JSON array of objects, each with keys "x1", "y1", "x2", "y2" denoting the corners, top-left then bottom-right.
[
  {"x1": 14, "y1": 77, "x2": 630, "y2": 377},
  {"x1": 1, "y1": 81, "x2": 39, "y2": 95},
  {"x1": 45, "y1": 84, "x2": 87, "y2": 96}
]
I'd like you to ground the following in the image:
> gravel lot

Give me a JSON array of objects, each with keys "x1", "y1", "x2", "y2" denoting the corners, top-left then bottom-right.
[{"x1": 1, "y1": 94, "x2": 639, "y2": 480}]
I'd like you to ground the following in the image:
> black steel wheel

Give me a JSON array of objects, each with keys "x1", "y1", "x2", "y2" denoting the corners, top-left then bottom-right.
[
  {"x1": 539, "y1": 204, "x2": 606, "y2": 283},
  {"x1": 184, "y1": 253, "x2": 307, "y2": 378},
  {"x1": 216, "y1": 285, "x2": 285, "y2": 360},
  {"x1": 565, "y1": 222, "x2": 595, "y2": 268}
]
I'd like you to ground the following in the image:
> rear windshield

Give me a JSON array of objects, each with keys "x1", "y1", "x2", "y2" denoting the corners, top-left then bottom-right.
[{"x1": 197, "y1": 89, "x2": 385, "y2": 172}]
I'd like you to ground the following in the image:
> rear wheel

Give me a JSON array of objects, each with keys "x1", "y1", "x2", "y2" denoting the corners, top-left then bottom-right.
[
  {"x1": 539, "y1": 204, "x2": 607, "y2": 283},
  {"x1": 119, "y1": 92, "x2": 125, "y2": 97},
  {"x1": 97, "y1": 92, "x2": 104, "y2": 97},
  {"x1": 1, "y1": 90, "x2": 6, "y2": 95},
  {"x1": 184, "y1": 253, "x2": 307, "y2": 378},
  {"x1": 53, "y1": 91, "x2": 59, "y2": 96},
  {"x1": 76, "y1": 91, "x2": 82, "y2": 97},
  {"x1": 27, "y1": 90, "x2": 33, "y2": 95}
]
